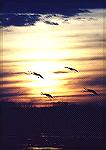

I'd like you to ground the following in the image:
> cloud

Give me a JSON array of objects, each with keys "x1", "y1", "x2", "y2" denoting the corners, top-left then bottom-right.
[
  {"x1": 53, "y1": 71, "x2": 68, "y2": 74},
  {"x1": 63, "y1": 75, "x2": 106, "y2": 91},
  {"x1": 0, "y1": 80, "x2": 22, "y2": 85},
  {"x1": 65, "y1": 56, "x2": 106, "y2": 62},
  {"x1": 1, "y1": 28, "x2": 13, "y2": 32},
  {"x1": 44, "y1": 20, "x2": 59, "y2": 25},
  {"x1": 0, "y1": 71, "x2": 25, "y2": 78},
  {"x1": 66, "y1": 42, "x2": 104, "y2": 49},
  {"x1": 1, "y1": 56, "x2": 105, "y2": 67},
  {"x1": 78, "y1": 36, "x2": 106, "y2": 43},
  {"x1": 1, "y1": 0, "x2": 105, "y2": 26},
  {"x1": 0, "y1": 14, "x2": 40, "y2": 27},
  {"x1": 62, "y1": 33, "x2": 105, "y2": 50},
  {"x1": 1, "y1": 0, "x2": 97, "y2": 28},
  {"x1": 80, "y1": 68, "x2": 105, "y2": 73},
  {"x1": 0, "y1": 86, "x2": 29, "y2": 99},
  {"x1": 82, "y1": 76, "x2": 106, "y2": 87},
  {"x1": 0, "y1": 9, "x2": 91, "y2": 27}
]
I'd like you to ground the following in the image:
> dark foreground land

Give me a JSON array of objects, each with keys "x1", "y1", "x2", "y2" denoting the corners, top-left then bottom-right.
[{"x1": 0, "y1": 101, "x2": 105, "y2": 150}]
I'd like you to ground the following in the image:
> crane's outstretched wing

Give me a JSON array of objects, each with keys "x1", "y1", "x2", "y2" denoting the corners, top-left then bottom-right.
[
  {"x1": 25, "y1": 71, "x2": 44, "y2": 79},
  {"x1": 64, "y1": 67, "x2": 78, "y2": 72},
  {"x1": 37, "y1": 74, "x2": 44, "y2": 79},
  {"x1": 41, "y1": 92, "x2": 53, "y2": 98},
  {"x1": 83, "y1": 88, "x2": 98, "y2": 95}
]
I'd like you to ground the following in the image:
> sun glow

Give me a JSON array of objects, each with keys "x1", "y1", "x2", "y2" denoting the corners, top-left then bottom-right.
[{"x1": 2, "y1": 9, "x2": 104, "y2": 103}]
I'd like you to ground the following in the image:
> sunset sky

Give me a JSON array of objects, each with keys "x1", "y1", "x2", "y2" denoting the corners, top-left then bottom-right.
[{"x1": 0, "y1": 0, "x2": 106, "y2": 105}]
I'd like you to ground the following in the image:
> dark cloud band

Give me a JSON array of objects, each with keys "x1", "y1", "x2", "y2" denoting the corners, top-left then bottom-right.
[
  {"x1": 0, "y1": 14, "x2": 40, "y2": 26},
  {"x1": 0, "y1": 9, "x2": 90, "y2": 27}
]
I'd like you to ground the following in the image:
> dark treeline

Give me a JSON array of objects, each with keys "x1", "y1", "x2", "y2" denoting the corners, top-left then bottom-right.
[{"x1": 0, "y1": 101, "x2": 105, "y2": 150}]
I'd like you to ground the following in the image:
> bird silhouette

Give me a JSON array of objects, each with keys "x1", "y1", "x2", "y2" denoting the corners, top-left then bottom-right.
[
  {"x1": 27, "y1": 71, "x2": 44, "y2": 79},
  {"x1": 83, "y1": 88, "x2": 98, "y2": 95},
  {"x1": 41, "y1": 92, "x2": 53, "y2": 99},
  {"x1": 64, "y1": 67, "x2": 78, "y2": 72}
]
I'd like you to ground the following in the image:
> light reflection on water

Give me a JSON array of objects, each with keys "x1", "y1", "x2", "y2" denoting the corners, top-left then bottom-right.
[
  {"x1": 2, "y1": 135, "x2": 104, "y2": 150},
  {"x1": 26, "y1": 147, "x2": 63, "y2": 150}
]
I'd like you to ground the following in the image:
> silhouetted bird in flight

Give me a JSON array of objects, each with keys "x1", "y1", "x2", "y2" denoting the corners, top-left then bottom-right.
[
  {"x1": 83, "y1": 88, "x2": 98, "y2": 95},
  {"x1": 41, "y1": 92, "x2": 53, "y2": 98},
  {"x1": 64, "y1": 67, "x2": 78, "y2": 72},
  {"x1": 27, "y1": 71, "x2": 44, "y2": 79}
]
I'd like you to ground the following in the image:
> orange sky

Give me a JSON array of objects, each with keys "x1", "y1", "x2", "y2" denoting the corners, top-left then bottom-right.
[{"x1": 1, "y1": 9, "x2": 105, "y2": 104}]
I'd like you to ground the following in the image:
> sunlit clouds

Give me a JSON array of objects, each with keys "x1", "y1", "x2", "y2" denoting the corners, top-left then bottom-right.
[{"x1": 1, "y1": 9, "x2": 105, "y2": 104}]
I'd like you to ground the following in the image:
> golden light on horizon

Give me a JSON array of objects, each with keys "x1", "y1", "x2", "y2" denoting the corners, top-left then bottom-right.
[{"x1": 1, "y1": 9, "x2": 105, "y2": 103}]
